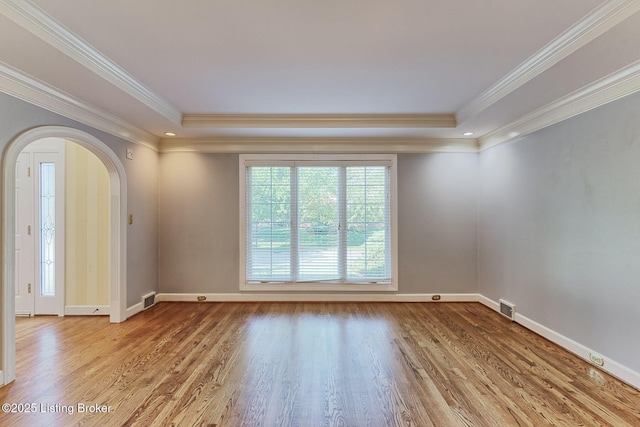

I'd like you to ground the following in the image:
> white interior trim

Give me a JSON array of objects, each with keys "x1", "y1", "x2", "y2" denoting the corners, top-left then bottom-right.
[
  {"x1": 159, "y1": 137, "x2": 479, "y2": 154},
  {"x1": 478, "y1": 296, "x2": 640, "y2": 391},
  {"x1": 182, "y1": 114, "x2": 456, "y2": 129},
  {"x1": 477, "y1": 294, "x2": 499, "y2": 311},
  {"x1": 64, "y1": 305, "x2": 110, "y2": 316},
  {"x1": 0, "y1": 61, "x2": 159, "y2": 151},
  {"x1": 239, "y1": 154, "x2": 398, "y2": 292},
  {"x1": 0, "y1": 0, "x2": 182, "y2": 125},
  {"x1": 2, "y1": 126, "x2": 128, "y2": 385},
  {"x1": 126, "y1": 302, "x2": 144, "y2": 319},
  {"x1": 157, "y1": 292, "x2": 480, "y2": 303},
  {"x1": 456, "y1": 0, "x2": 640, "y2": 124},
  {"x1": 479, "y1": 59, "x2": 640, "y2": 150}
]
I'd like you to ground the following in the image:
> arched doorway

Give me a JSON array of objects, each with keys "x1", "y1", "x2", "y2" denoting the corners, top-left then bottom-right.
[{"x1": 2, "y1": 126, "x2": 128, "y2": 384}]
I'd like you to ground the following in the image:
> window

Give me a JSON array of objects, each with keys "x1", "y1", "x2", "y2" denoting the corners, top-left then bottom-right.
[
  {"x1": 240, "y1": 154, "x2": 397, "y2": 291},
  {"x1": 40, "y1": 162, "x2": 56, "y2": 296}
]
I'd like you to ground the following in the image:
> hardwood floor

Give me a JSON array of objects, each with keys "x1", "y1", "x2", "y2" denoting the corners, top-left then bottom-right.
[{"x1": 0, "y1": 302, "x2": 638, "y2": 426}]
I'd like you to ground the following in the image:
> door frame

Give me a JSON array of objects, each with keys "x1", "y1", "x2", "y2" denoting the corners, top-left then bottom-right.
[{"x1": 1, "y1": 126, "x2": 128, "y2": 385}]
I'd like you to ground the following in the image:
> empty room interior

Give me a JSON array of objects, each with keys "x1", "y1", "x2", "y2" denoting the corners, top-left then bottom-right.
[{"x1": 1, "y1": 0, "x2": 640, "y2": 425}]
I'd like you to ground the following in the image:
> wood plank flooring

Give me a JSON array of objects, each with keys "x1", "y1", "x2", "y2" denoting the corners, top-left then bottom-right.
[{"x1": 0, "y1": 302, "x2": 638, "y2": 426}]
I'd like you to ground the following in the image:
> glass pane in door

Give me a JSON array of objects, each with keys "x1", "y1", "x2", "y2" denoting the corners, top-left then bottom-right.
[{"x1": 40, "y1": 162, "x2": 55, "y2": 296}]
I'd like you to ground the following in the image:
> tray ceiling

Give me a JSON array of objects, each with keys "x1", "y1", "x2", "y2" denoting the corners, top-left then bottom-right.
[{"x1": 1, "y1": 0, "x2": 639, "y2": 150}]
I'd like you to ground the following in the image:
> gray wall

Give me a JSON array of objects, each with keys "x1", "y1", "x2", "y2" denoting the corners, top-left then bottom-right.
[
  {"x1": 0, "y1": 92, "x2": 159, "y2": 308},
  {"x1": 159, "y1": 153, "x2": 239, "y2": 293},
  {"x1": 158, "y1": 152, "x2": 479, "y2": 294},
  {"x1": 479, "y1": 91, "x2": 640, "y2": 373},
  {"x1": 398, "y1": 154, "x2": 478, "y2": 293}
]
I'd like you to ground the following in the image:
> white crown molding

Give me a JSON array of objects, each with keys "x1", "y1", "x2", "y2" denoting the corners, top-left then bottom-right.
[
  {"x1": 159, "y1": 137, "x2": 479, "y2": 153},
  {"x1": 456, "y1": 0, "x2": 640, "y2": 124},
  {"x1": 0, "y1": 61, "x2": 159, "y2": 150},
  {"x1": 0, "y1": 0, "x2": 182, "y2": 125},
  {"x1": 479, "y1": 59, "x2": 640, "y2": 151},
  {"x1": 182, "y1": 114, "x2": 457, "y2": 129}
]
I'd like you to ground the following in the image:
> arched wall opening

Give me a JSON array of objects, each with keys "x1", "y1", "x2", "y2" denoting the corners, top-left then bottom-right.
[{"x1": 1, "y1": 126, "x2": 128, "y2": 385}]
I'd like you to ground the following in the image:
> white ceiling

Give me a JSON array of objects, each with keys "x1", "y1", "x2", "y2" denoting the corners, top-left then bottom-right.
[{"x1": 1, "y1": 0, "x2": 640, "y2": 150}]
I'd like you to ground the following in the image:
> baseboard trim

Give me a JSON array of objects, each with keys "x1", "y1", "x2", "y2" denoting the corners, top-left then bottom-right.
[
  {"x1": 64, "y1": 305, "x2": 110, "y2": 316},
  {"x1": 480, "y1": 296, "x2": 640, "y2": 391},
  {"x1": 126, "y1": 302, "x2": 144, "y2": 319},
  {"x1": 477, "y1": 294, "x2": 500, "y2": 311},
  {"x1": 156, "y1": 292, "x2": 481, "y2": 303}
]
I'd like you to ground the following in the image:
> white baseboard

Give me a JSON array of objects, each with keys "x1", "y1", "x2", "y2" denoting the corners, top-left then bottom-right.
[
  {"x1": 480, "y1": 296, "x2": 640, "y2": 391},
  {"x1": 15, "y1": 310, "x2": 31, "y2": 317},
  {"x1": 156, "y1": 292, "x2": 481, "y2": 303},
  {"x1": 477, "y1": 294, "x2": 500, "y2": 311},
  {"x1": 126, "y1": 302, "x2": 144, "y2": 319},
  {"x1": 64, "y1": 305, "x2": 110, "y2": 316}
]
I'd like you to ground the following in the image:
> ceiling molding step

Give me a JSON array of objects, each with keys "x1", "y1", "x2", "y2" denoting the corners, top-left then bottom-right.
[
  {"x1": 181, "y1": 114, "x2": 457, "y2": 129},
  {"x1": 0, "y1": 61, "x2": 159, "y2": 151},
  {"x1": 0, "y1": 0, "x2": 182, "y2": 125},
  {"x1": 456, "y1": 0, "x2": 640, "y2": 124},
  {"x1": 159, "y1": 137, "x2": 478, "y2": 154},
  {"x1": 479, "y1": 59, "x2": 640, "y2": 151}
]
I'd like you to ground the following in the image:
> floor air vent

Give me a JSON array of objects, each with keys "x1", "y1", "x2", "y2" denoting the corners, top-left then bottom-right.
[
  {"x1": 143, "y1": 292, "x2": 156, "y2": 310},
  {"x1": 499, "y1": 299, "x2": 516, "y2": 320}
]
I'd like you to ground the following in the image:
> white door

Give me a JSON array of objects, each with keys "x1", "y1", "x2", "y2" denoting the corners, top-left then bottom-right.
[
  {"x1": 15, "y1": 152, "x2": 34, "y2": 316},
  {"x1": 15, "y1": 139, "x2": 65, "y2": 316}
]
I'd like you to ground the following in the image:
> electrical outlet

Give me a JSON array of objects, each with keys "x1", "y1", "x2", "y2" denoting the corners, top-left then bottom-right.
[
  {"x1": 197, "y1": 296, "x2": 207, "y2": 302},
  {"x1": 126, "y1": 148, "x2": 134, "y2": 160},
  {"x1": 589, "y1": 352, "x2": 605, "y2": 367},
  {"x1": 432, "y1": 294, "x2": 441, "y2": 301}
]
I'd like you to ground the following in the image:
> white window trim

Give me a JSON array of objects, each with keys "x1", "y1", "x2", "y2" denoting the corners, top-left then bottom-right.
[{"x1": 239, "y1": 154, "x2": 398, "y2": 292}]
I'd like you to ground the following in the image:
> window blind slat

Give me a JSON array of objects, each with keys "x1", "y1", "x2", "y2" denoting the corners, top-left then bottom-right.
[
  {"x1": 246, "y1": 164, "x2": 391, "y2": 285},
  {"x1": 246, "y1": 167, "x2": 291, "y2": 281},
  {"x1": 297, "y1": 167, "x2": 340, "y2": 281}
]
